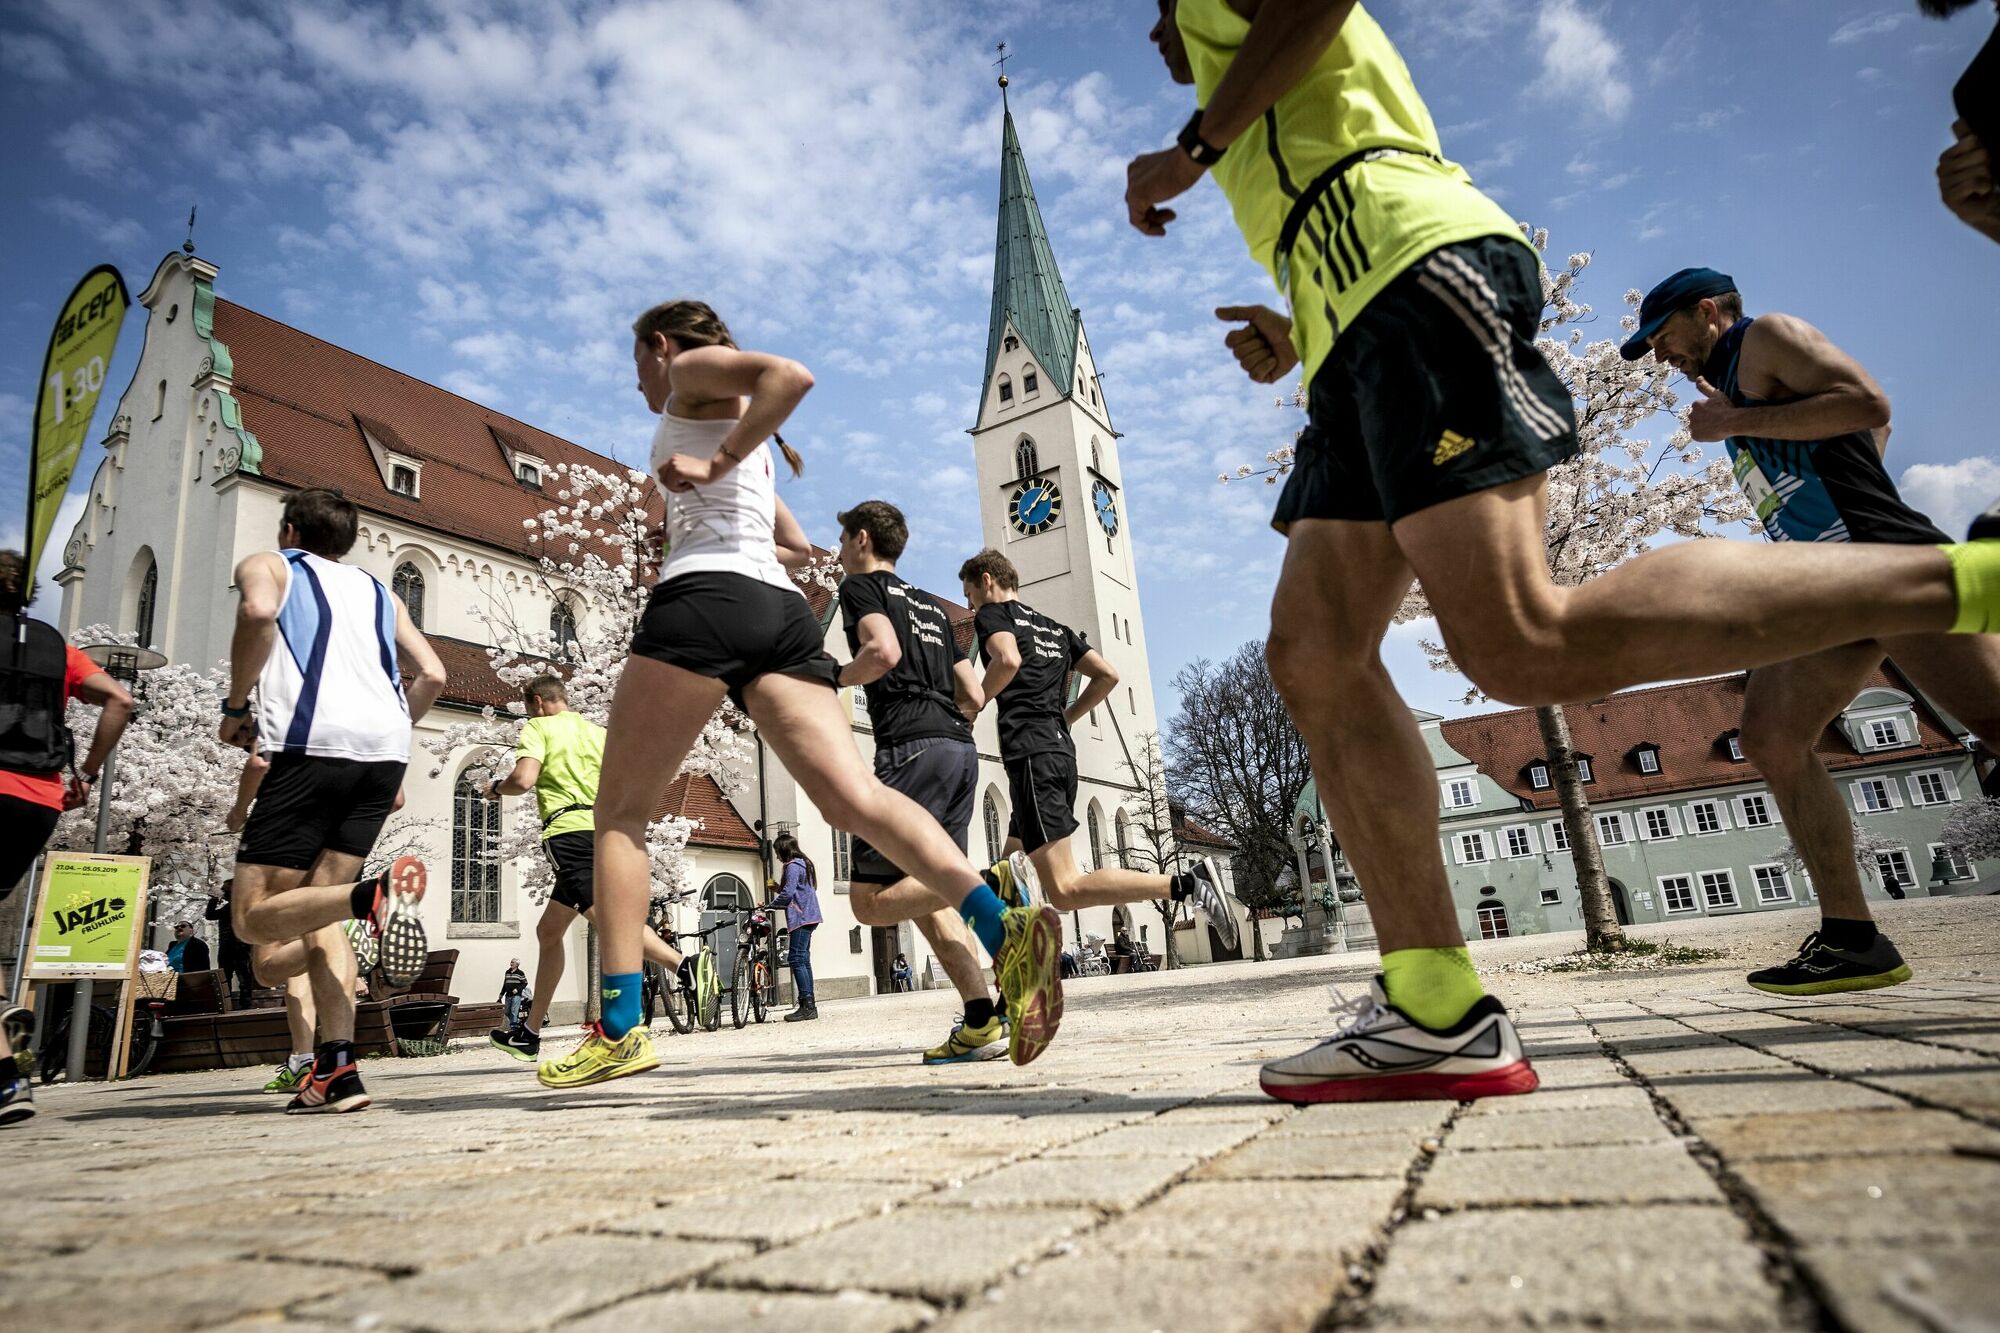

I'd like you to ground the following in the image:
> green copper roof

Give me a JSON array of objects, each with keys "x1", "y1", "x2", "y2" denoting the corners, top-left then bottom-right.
[{"x1": 983, "y1": 104, "x2": 1080, "y2": 403}]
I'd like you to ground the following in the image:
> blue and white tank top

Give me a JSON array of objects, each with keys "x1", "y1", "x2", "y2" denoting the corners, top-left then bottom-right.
[{"x1": 254, "y1": 549, "x2": 411, "y2": 761}]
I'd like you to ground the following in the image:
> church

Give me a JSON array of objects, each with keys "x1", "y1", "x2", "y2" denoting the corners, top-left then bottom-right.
[{"x1": 50, "y1": 96, "x2": 1244, "y2": 1016}]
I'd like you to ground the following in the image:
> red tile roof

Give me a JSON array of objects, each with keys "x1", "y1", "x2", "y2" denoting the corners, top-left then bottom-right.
[
  {"x1": 1173, "y1": 808, "x2": 1235, "y2": 851},
  {"x1": 656, "y1": 773, "x2": 760, "y2": 851},
  {"x1": 1438, "y1": 667, "x2": 1964, "y2": 809}
]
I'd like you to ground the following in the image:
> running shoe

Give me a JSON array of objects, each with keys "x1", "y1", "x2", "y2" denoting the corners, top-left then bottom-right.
[
  {"x1": 1174, "y1": 857, "x2": 1239, "y2": 953},
  {"x1": 263, "y1": 1059, "x2": 311, "y2": 1093},
  {"x1": 0, "y1": 1067, "x2": 34, "y2": 1126},
  {"x1": 343, "y1": 917, "x2": 380, "y2": 973},
  {"x1": 537, "y1": 1024, "x2": 658, "y2": 1089},
  {"x1": 922, "y1": 1014, "x2": 1006, "y2": 1065},
  {"x1": 285, "y1": 1057, "x2": 371, "y2": 1114},
  {"x1": 995, "y1": 905, "x2": 1064, "y2": 1066},
  {"x1": 358, "y1": 855, "x2": 429, "y2": 988},
  {"x1": 490, "y1": 1024, "x2": 541, "y2": 1061},
  {"x1": 1748, "y1": 931, "x2": 1913, "y2": 995},
  {"x1": 1260, "y1": 979, "x2": 1540, "y2": 1104},
  {"x1": 986, "y1": 855, "x2": 1034, "y2": 910},
  {"x1": 2, "y1": 1005, "x2": 35, "y2": 1079}
]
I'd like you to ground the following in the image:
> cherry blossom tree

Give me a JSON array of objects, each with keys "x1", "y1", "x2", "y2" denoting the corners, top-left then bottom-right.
[
  {"x1": 1771, "y1": 819, "x2": 1906, "y2": 877},
  {"x1": 1219, "y1": 228, "x2": 1754, "y2": 952},
  {"x1": 1941, "y1": 798, "x2": 2000, "y2": 865}
]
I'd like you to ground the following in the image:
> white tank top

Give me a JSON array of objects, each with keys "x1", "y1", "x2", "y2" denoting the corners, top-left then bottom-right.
[
  {"x1": 254, "y1": 550, "x2": 412, "y2": 762},
  {"x1": 649, "y1": 411, "x2": 795, "y2": 592}
]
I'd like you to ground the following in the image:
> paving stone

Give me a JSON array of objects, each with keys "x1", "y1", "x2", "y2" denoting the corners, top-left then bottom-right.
[
  {"x1": 0, "y1": 1256, "x2": 363, "y2": 1331},
  {"x1": 931, "y1": 1155, "x2": 1195, "y2": 1209},
  {"x1": 1733, "y1": 1154, "x2": 2000, "y2": 1245},
  {"x1": 1419, "y1": 1142, "x2": 1721, "y2": 1208},
  {"x1": 250, "y1": 1192, "x2": 636, "y2": 1272},
  {"x1": 1148, "y1": 1098, "x2": 1288, "y2": 1126},
  {"x1": 1623, "y1": 1045, "x2": 1795, "y2": 1078},
  {"x1": 1045, "y1": 1118, "x2": 1261, "y2": 1159},
  {"x1": 709, "y1": 1206, "x2": 1096, "y2": 1302},
  {"x1": 1260, "y1": 1101, "x2": 1453, "y2": 1137},
  {"x1": 1518, "y1": 1055, "x2": 1628, "y2": 1089},
  {"x1": 1802, "y1": 1242, "x2": 2000, "y2": 1333},
  {"x1": 1692, "y1": 1108, "x2": 2000, "y2": 1161},
  {"x1": 1756, "y1": 1034, "x2": 1996, "y2": 1077},
  {"x1": 1367, "y1": 1205, "x2": 1783, "y2": 1330},
  {"x1": 1458, "y1": 1082, "x2": 1656, "y2": 1116},
  {"x1": 1093, "y1": 1178, "x2": 1400, "y2": 1260},
  {"x1": 1448, "y1": 1105, "x2": 1674, "y2": 1152},
  {"x1": 938, "y1": 1257, "x2": 1343, "y2": 1333},
  {"x1": 1645, "y1": 1071, "x2": 1906, "y2": 1119},
  {"x1": 1861, "y1": 1068, "x2": 2000, "y2": 1117},
  {"x1": 568, "y1": 1288, "x2": 937, "y2": 1332},
  {"x1": 1192, "y1": 1129, "x2": 1416, "y2": 1180},
  {"x1": 300, "y1": 1234, "x2": 744, "y2": 1330},
  {"x1": 605, "y1": 1180, "x2": 928, "y2": 1244}
]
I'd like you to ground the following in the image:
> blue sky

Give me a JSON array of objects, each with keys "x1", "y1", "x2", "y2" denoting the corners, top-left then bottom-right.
[{"x1": 2, "y1": 0, "x2": 1996, "y2": 721}]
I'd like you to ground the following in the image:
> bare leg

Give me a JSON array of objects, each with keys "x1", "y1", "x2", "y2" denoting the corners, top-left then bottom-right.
[
  {"x1": 1266, "y1": 520, "x2": 1467, "y2": 952},
  {"x1": 1740, "y1": 645, "x2": 1888, "y2": 922},
  {"x1": 1881, "y1": 631, "x2": 2000, "y2": 752},
  {"x1": 850, "y1": 882, "x2": 993, "y2": 1008},
  {"x1": 528, "y1": 901, "x2": 577, "y2": 1033},
  {"x1": 1397, "y1": 477, "x2": 1963, "y2": 706},
  {"x1": 1029, "y1": 841, "x2": 1170, "y2": 912},
  {"x1": 282, "y1": 973, "x2": 317, "y2": 1056},
  {"x1": 237, "y1": 853, "x2": 365, "y2": 1044}
]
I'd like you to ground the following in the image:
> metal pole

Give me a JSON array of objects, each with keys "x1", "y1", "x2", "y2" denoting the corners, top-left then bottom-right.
[
  {"x1": 65, "y1": 745, "x2": 119, "y2": 1080},
  {"x1": 7, "y1": 853, "x2": 39, "y2": 1006}
]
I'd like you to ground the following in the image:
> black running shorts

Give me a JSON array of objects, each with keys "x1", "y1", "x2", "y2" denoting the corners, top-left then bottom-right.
[
  {"x1": 1272, "y1": 235, "x2": 1580, "y2": 531},
  {"x1": 628, "y1": 572, "x2": 841, "y2": 710},
  {"x1": 1004, "y1": 749, "x2": 1079, "y2": 856},
  {"x1": 850, "y1": 737, "x2": 980, "y2": 885},
  {"x1": 0, "y1": 794, "x2": 61, "y2": 900},
  {"x1": 542, "y1": 829, "x2": 595, "y2": 913},
  {"x1": 237, "y1": 753, "x2": 406, "y2": 871}
]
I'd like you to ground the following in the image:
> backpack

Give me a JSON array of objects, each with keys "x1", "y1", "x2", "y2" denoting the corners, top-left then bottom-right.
[{"x1": 0, "y1": 612, "x2": 76, "y2": 777}]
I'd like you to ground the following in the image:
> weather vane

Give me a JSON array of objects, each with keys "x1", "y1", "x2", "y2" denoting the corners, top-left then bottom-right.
[
  {"x1": 994, "y1": 40, "x2": 1011, "y2": 95},
  {"x1": 183, "y1": 206, "x2": 197, "y2": 256}
]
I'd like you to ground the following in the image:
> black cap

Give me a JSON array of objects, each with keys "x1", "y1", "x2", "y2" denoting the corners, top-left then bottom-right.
[{"x1": 1620, "y1": 267, "x2": 1738, "y2": 360}]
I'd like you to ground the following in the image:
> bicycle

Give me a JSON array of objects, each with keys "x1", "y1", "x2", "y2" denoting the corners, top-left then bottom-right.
[
  {"x1": 729, "y1": 908, "x2": 777, "y2": 1029},
  {"x1": 641, "y1": 917, "x2": 695, "y2": 1035},
  {"x1": 36, "y1": 997, "x2": 160, "y2": 1083},
  {"x1": 651, "y1": 923, "x2": 724, "y2": 1032}
]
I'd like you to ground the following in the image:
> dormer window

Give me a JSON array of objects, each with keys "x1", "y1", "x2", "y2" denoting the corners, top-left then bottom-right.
[
  {"x1": 1528, "y1": 762, "x2": 1550, "y2": 790},
  {"x1": 1865, "y1": 717, "x2": 1905, "y2": 749},
  {"x1": 1721, "y1": 730, "x2": 1746, "y2": 762},
  {"x1": 390, "y1": 464, "x2": 418, "y2": 497},
  {"x1": 1632, "y1": 742, "x2": 1661, "y2": 775},
  {"x1": 517, "y1": 461, "x2": 542, "y2": 488},
  {"x1": 1576, "y1": 757, "x2": 1594, "y2": 783}
]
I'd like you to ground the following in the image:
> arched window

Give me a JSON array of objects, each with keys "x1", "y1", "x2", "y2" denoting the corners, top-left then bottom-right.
[
  {"x1": 983, "y1": 790, "x2": 1004, "y2": 864},
  {"x1": 702, "y1": 873, "x2": 750, "y2": 912},
  {"x1": 1115, "y1": 809, "x2": 1131, "y2": 870},
  {"x1": 997, "y1": 373, "x2": 1014, "y2": 405},
  {"x1": 550, "y1": 597, "x2": 578, "y2": 658},
  {"x1": 134, "y1": 558, "x2": 158, "y2": 648},
  {"x1": 832, "y1": 831, "x2": 852, "y2": 883},
  {"x1": 393, "y1": 563, "x2": 425, "y2": 630},
  {"x1": 1087, "y1": 804, "x2": 1104, "y2": 871},
  {"x1": 1476, "y1": 902, "x2": 1510, "y2": 940},
  {"x1": 1015, "y1": 437, "x2": 1039, "y2": 480},
  {"x1": 1090, "y1": 439, "x2": 1102, "y2": 474},
  {"x1": 1022, "y1": 370, "x2": 1039, "y2": 396},
  {"x1": 452, "y1": 772, "x2": 502, "y2": 923}
]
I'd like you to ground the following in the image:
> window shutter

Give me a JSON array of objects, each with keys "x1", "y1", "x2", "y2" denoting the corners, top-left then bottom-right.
[
  {"x1": 1946, "y1": 771, "x2": 1962, "y2": 802},
  {"x1": 1543, "y1": 823, "x2": 1564, "y2": 854},
  {"x1": 1635, "y1": 812, "x2": 1653, "y2": 841},
  {"x1": 1452, "y1": 835, "x2": 1468, "y2": 865},
  {"x1": 1906, "y1": 774, "x2": 1927, "y2": 805},
  {"x1": 1888, "y1": 780, "x2": 1904, "y2": 809},
  {"x1": 1849, "y1": 782, "x2": 1870, "y2": 814}
]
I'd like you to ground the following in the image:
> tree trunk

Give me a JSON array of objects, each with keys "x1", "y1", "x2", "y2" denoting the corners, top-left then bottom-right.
[
  {"x1": 585, "y1": 920, "x2": 602, "y2": 1024},
  {"x1": 1158, "y1": 904, "x2": 1181, "y2": 969},
  {"x1": 1250, "y1": 912, "x2": 1266, "y2": 962},
  {"x1": 1536, "y1": 704, "x2": 1625, "y2": 952}
]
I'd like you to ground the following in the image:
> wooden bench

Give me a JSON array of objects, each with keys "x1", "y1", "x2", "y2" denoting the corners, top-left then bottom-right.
[{"x1": 201, "y1": 949, "x2": 471, "y2": 1069}]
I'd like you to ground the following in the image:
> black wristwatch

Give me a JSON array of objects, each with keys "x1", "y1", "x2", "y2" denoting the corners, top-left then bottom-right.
[
  {"x1": 1178, "y1": 109, "x2": 1227, "y2": 166},
  {"x1": 222, "y1": 700, "x2": 252, "y2": 718}
]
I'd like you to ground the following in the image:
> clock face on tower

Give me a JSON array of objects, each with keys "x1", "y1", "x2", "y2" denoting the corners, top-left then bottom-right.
[
  {"x1": 1009, "y1": 477, "x2": 1062, "y2": 535},
  {"x1": 1091, "y1": 480, "x2": 1118, "y2": 536}
]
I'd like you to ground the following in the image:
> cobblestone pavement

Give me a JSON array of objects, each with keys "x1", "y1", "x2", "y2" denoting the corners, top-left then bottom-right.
[{"x1": 5, "y1": 897, "x2": 1998, "y2": 1331}]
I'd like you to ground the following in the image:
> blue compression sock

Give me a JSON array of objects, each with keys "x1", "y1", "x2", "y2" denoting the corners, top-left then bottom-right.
[
  {"x1": 601, "y1": 971, "x2": 643, "y2": 1040},
  {"x1": 960, "y1": 883, "x2": 1007, "y2": 958}
]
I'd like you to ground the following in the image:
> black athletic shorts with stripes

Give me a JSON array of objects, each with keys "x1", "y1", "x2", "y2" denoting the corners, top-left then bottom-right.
[
  {"x1": 1271, "y1": 235, "x2": 1580, "y2": 532},
  {"x1": 1004, "y1": 748, "x2": 1079, "y2": 856}
]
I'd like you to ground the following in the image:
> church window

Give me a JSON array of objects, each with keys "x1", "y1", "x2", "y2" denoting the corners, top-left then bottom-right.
[
  {"x1": 1015, "y1": 437, "x2": 1039, "y2": 480},
  {"x1": 1090, "y1": 382, "x2": 1098, "y2": 406},
  {"x1": 393, "y1": 563, "x2": 426, "y2": 630},
  {"x1": 982, "y1": 790, "x2": 1003, "y2": 863},
  {"x1": 1022, "y1": 370, "x2": 1039, "y2": 397},
  {"x1": 134, "y1": 558, "x2": 158, "y2": 647},
  {"x1": 1003, "y1": 334, "x2": 1019, "y2": 353},
  {"x1": 391, "y1": 464, "x2": 418, "y2": 497},
  {"x1": 1129, "y1": 687, "x2": 1136, "y2": 715},
  {"x1": 1088, "y1": 805, "x2": 1104, "y2": 870},
  {"x1": 1091, "y1": 439, "x2": 1102, "y2": 474},
  {"x1": 452, "y1": 772, "x2": 502, "y2": 924},
  {"x1": 997, "y1": 374, "x2": 1013, "y2": 405},
  {"x1": 1115, "y1": 810, "x2": 1131, "y2": 869},
  {"x1": 550, "y1": 597, "x2": 578, "y2": 658}
]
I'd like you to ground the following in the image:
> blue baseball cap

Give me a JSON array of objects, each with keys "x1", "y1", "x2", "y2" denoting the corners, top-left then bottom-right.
[{"x1": 1619, "y1": 267, "x2": 1738, "y2": 361}]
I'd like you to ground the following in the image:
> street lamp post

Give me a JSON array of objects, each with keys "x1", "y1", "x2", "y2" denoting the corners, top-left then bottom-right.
[{"x1": 61, "y1": 642, "x2": 164, "y2": 1080}]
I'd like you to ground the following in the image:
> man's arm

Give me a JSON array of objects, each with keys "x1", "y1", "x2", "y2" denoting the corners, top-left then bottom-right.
[
  {"x1": 1686, "y1": 314, "x2": 1890, "y2": 444},
  {"x1": 490, "y1": 755, "x2": 541, "y2": 799},
  {"x1": 977, "y1": 630, "x2": 1022, "y2": 708},
  {"x1": 1064, "y1": 649, "x2": 1120, "y2": 727},
  {"x1": 951, "y1": 659, "x2": 985, "y2": 724},
  {"x1": 220, "y1": 551, "x2": 285, "y2": 749},
  {"x1": 225, "y1": 753, "x2": 268, "y2": 832},
  {"x1": 839, "y1": 612, "x2": 901, "y2": 688},
  {"x1": 391, "y1": 594, "x2": 448, "y2": 724},
  {"x1": 72, "y1": 671, "x2": 134, "y2": 782}
]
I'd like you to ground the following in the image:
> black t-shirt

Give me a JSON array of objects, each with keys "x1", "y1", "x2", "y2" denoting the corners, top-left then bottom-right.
[
  {"x1": 839, "y1": 571, "x2": 972, "y2": 747},
  {"x1": 974, "y1": 599, "x2": 1089, "y2": 758}
]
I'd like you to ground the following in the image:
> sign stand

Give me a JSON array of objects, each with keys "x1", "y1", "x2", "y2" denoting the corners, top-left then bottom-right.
[{"x1": 22, "y1": 853, "x2": 152, "y2": 1080}]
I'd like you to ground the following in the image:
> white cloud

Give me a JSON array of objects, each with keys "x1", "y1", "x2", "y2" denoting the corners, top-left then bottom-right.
[
  {"x1": 53, "y1": 119, "x2": 136, "y2": 178},
  {"x1": 41, "y1": 196, "x2": 144, "y2": 250},
  {"x1": 1899, "y1": 456, "x2": 2000, "y2": 539},
  {"x1": 0, "y1": 31, "x2": 69, "y2": 81},
  {"x1": 1830, "y1": 11, "x2": 1909, "y2": 45},
  {"x1": 1534, "y1": 0, "x2": 1632, "y2": 121}
]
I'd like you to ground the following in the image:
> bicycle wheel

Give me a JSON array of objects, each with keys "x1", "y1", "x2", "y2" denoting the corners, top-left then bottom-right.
[
  {"x1": 729, "y1": 948, "x2": 749, "y2": 1029},
  {"x1": 697, "y1": 949, "x2": 721, "y2": 1031},
  {"x1": 126, "y1": 1010, "x2": 163, "y2": 1078},
  {"x1": 641, "y1": 962, "x2": 663, "y2": 1027},
  {"x1": 749, "y1": 960, "x2": 770, "y2": 1023},
  {"x1": 663, "y1": 966, "x2": 695, "y2": 1035},
  {"x1": 39, "y1": 1003, "x2": 119, "y2": 1084}
]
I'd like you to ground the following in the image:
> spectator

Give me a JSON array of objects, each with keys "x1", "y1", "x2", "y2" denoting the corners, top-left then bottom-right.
[
  {"x1": 1111, "y1": 923, "x2": 1135, "y2": 973},
  {"x1": 1922, "y1": 1, "x2": 2000, "y2": 244},
  {"x1": 767, "y1": 833, "x2": 823, "y2": 1022},
  {"x1": 891, "y1": 953, "x2": 913, "y2": 993},
  {"x1": 207, "y1": 879, "x2": 255, "y2": 1008},
  {"x1": 498, "y1": 959, "x2": 530, "y2": 1029},
  {"x1": 168, "y1": 921, "x2": 211, "y2": 974}
]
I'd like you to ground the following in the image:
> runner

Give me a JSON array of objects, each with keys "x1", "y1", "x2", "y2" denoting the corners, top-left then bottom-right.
[
  {"x1": 833, "y1": 500, "x2": 1009, "y2": 1062},
  {"x1": 482, "y1": 674, "x2": 685, "y2": 1062},
  {"x1": 1125, "y1": 0, "x2": 1999, "y2": 1102},
  {"x1": 535, "y1": 299, "x2": 1064, "y2": 1089},
  {"x1": 1, "y1": 549, "x2": 135, "y2": 1126},
  {"x1": 221, "y1": 488, "x2": 447, "y2": 1113},
  {"x1": 1628, "y1": 268, "x2": 2000, "y2": 993},
  {"x1": 957, "y1": 550, "x2": 1239, "y2": 952}
]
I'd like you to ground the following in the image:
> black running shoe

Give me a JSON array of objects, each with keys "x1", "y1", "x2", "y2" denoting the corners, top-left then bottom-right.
[
  {"x1": 1173, "y1": 857, "x2": 1239, "y2": 953},
  {"x1": 1748, "y1": 931, "x2": 1913, "y2": 996},
  {"x1": 286, "y1": 1057, "x2": 371, "y2": 1114},
  {"x1": 0, "y1": 1069, "x2": 34, "y2": 1126},
  {"x1": 490, "y1": 1025, "x2": 540, "y2": 1062}
]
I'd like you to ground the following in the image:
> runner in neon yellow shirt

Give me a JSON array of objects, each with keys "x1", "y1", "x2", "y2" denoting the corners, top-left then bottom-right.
[{"x1": 1125, "y1": 0, "x2": 2000, "y2": 1105}]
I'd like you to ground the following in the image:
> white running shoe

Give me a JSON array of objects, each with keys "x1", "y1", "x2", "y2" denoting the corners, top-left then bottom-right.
[
  {"x1": 1260, "y1": 978, "x2": 1539, "y2": 1104},
  {"x1": 1005, "y1": 850, "x2": 1040, "y2": 907},
  {"x1": 1177, "y1": 857, "x2": 1239, "y2": 953}
]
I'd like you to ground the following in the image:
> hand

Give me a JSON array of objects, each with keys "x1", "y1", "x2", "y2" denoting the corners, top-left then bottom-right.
[
  {"x1": 63, "y1": 773, "x2": 93, "y2": 811},
  {"x1": 1125, "y1": 146, "x2": 1205, "y2": 236},
  {"x1": 219, "y1": 713, "x2": 256, "y2": 750},
  {"x1": 1939, "y1": 120, "x2": 2000, "y2": 245},
  {"x1": 659, "y1": 452, "x2": 716, "y2": 492},
  {"x1": 1684, "y1": 377, "x2": 1739, "y2": 442},
  {"x1": 1216, "y1": 305, "x2": 1300, "y2": 384}
]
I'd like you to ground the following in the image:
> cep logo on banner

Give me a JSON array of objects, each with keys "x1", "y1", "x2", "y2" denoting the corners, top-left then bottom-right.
[{"x1": 28, "y1": 264, "x2": 129, "y2": 576}]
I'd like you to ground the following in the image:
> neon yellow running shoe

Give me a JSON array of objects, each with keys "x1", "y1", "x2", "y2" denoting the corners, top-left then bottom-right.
[
  {"x1": 536, "y1": 1024, "x2": 659, "y2": 1089},
  {"x1": 996, "y1": 905, "x2": 1064, "y2": 1066},
  {"x1": 263, "y1": 1060, "x2": 309, "y2": 1094},
  {"x1": 922, "y1": 1015, "x2": 1006, "y2": 1065},
  {"x1": 985, "y1": 856, "x2": 1032, "y2": 910}
]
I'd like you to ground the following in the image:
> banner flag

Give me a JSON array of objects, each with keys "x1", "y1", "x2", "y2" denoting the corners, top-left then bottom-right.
[{"x1": 28, "y1": 265, "x2": 128, "y2": 574}]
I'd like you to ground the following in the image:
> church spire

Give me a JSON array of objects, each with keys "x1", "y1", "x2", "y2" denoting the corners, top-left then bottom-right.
[{"x1": 983, "y1": 88, "x2": 1081, "y2": 402}]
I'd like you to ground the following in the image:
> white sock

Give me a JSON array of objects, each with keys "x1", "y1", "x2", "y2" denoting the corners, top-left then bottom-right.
[{"x1": 287, "y1": 1052, "x2": 313, "y2": 1073}]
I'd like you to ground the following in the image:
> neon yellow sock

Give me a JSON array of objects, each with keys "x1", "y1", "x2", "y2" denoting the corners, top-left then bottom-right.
[
  {"x1": 1941, "y1": 543, "x2": 1997, "y2": 634},
  {"x1": 1381, "y1": 947, "x2": 1485, "y2": 1029}
]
